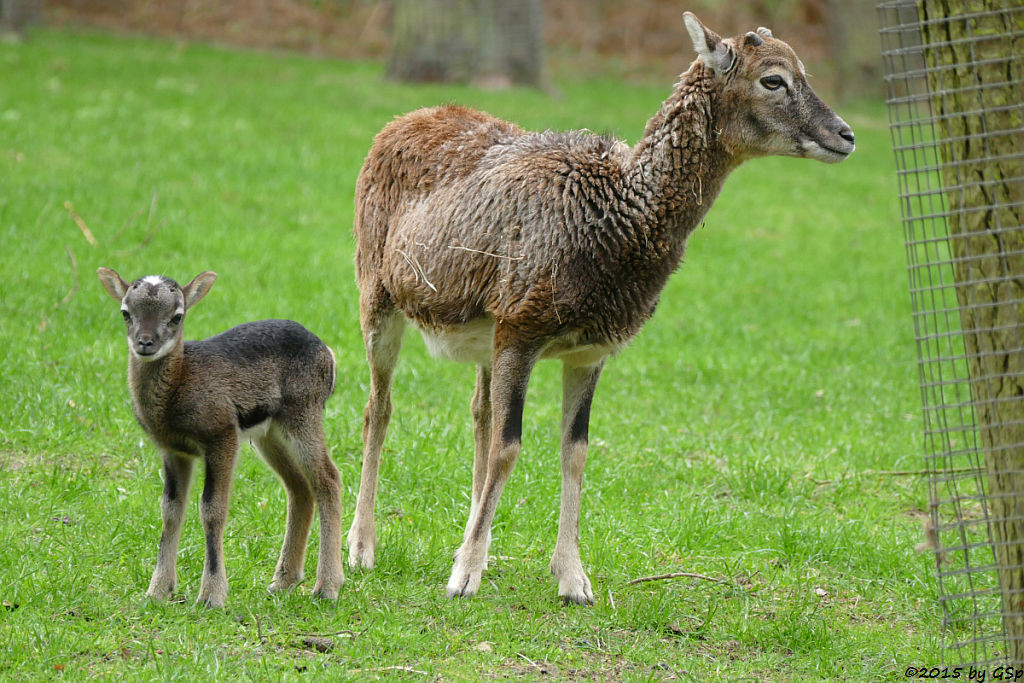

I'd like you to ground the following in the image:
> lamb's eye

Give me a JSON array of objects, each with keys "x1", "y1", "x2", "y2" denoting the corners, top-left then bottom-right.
[
  {"x1": 169, "y1": 313, "x2": 183, "y2": 326},
  {"x1": 121, "y1": 310, "x2": 132, "y2": 324},
  {"x1": 760, "y1": 75, "x2": 785, "y2": 90}
]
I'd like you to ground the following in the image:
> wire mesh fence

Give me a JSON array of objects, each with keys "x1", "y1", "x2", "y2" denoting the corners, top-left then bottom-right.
[{"x1": 878, "y1": 0, "x2": 1024, "y2": 667}]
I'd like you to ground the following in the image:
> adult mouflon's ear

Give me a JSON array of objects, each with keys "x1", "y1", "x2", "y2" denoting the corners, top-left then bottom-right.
[{"x1": 683, "y1": 12, "x2": 736, "y2": 75}]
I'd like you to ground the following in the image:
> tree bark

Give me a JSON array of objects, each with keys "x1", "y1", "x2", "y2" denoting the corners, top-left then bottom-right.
[
  {"x1": 920, "y1": 0, "x2": 1024, "y2": 663},
  {"x1": 388, "y1": 0, "x2": 544, "y2": 88}
]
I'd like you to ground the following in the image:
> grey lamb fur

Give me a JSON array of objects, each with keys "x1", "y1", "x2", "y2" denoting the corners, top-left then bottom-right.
[
  {"x1": 348, "y1": 11, "x2": 855, "y2": 604},
  {"x1": 98, "y1": 268, "x2": 344, "y2": 608}
]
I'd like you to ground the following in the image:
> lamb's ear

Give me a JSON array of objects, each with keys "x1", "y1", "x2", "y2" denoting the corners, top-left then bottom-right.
[
  {"x1": 97, "y1": 267, "x2": 130, "y2": 300},
  {"x1": 684, "y1": 12, "x2": 736, "y2": 75},
  {"x1": 182, "y1": 271, "x2": 217, "y2": 310}
]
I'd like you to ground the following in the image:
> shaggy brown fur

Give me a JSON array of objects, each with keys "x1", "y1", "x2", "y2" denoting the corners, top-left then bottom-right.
[
  {"x1": 98, "y1": 268, "x2": 343, "y2": 608},
  {"x1": 348, "y1": 12, "x2": 854, "y2": 604}
]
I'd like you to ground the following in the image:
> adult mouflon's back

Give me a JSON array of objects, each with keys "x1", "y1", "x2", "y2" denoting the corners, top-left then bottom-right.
[{"x1": 348, "y1": 12, "x2": 854, "y2": 604}]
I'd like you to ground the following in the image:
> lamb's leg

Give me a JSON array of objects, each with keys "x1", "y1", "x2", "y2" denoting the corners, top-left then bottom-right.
[
  {"x1": 550, "y1": 360, "x2": 604, "y2": 605},
  {"x1": 303, "y1": 424, "x2": 344, "y2": 600},
  {"x1": 255, "y1": 429, "x2": 314, "y2": 594},
  {"x1": 463, "y1": 363, "x2": 493, "y2": 568},
  {"x1": 197, "y1": 436, "x2": 238, "y2": 608},
  {"x1": 348, "y1": 303, "x2": 405, "y2": 570},
  {"x1": 147, "y1": 452, "x2": 194, "y2": 601},
  {"x1": 447, "y1": 335, "x2": 538, "y2": 598}
]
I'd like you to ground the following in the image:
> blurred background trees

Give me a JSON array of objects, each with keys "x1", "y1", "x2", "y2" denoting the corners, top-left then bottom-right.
[
  {"x1": 389, "y1": 0, "x2": 544, "y2": 88},
  {"x1": 1, "y1": 0, "x2": 42, "y2": 39},
  {"x1": 39, "y1": 0, "x2": 881, "y2": 99}
]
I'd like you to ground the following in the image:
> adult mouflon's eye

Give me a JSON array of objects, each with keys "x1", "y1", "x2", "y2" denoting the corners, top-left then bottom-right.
[
  {"x1": 169, "y1": 313, "x2": 183, "y2": 326},
  {"x1": 122, "y1": 310, "x2": 132, "y2": 324},
  {"x1": 760, "y1": 75, "x2": 785, "y2": 90}
]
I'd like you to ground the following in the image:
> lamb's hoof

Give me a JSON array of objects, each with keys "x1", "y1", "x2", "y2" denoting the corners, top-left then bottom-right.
[
  {"x1": 146, "y1": 579, "x2": 177, "y2": 602},
  {"x1": 197, "y1": 576, "x2": 228, "y2": 608},
  {"x1": 268, "y1": 573, "x2": 303, "y2": 594},
  {"x1": 147, "y1": 573, "x2": 179, "y2": 602},
  {"x1": 311, "y1": 569, "x2": 343, "y2": 601},
  {"x1": 311, "y1": 584, "x2": 340, "y2": 601},
  {"x1": 197, "y1": 594, "x2": 226, "y2": 609}
]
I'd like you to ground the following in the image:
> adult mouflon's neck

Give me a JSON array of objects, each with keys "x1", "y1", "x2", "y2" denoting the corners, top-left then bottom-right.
[{"x1": 625, "y1": 62, "x2": 738, "y2": 243}]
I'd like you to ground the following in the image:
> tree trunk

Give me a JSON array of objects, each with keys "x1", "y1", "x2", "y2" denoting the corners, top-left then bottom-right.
[
  {"x1": 388, "y1": 0, "x2": 544, "y2": 88},
  {"x1": 920, "y1": 0, "x2": 1024, "y2": 664},
  {"x1": 822, "y1": 0, "x2": 883, "y2": 100},
  {"x1": 1, "y1": 0, "x2": 42, "y2": 38}
]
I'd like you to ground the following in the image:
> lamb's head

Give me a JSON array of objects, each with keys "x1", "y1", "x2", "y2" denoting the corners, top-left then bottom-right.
[
  {"x1": 683, "y1": 12, "x2": 854, "y2": 164},
  {"x1": 98, "y1": 268, "x2": 217, "y2": 362}
]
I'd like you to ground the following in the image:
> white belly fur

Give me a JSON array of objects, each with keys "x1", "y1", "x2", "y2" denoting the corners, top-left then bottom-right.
[
  {"x1": 419, "y1": 318, "x2": 494, "y2": 364},
  {"x1": 416, "y1": 318, "x2": 625, "y2": 367}
]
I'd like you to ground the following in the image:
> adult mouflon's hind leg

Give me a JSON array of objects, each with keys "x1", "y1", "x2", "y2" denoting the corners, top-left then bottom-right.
[
  {"x1": 447, "y1": 330, "x2": 540, "y2": 598},
  {"x1": 462, "y1": 363, "x2": 493, "y2": 568},
  {"x1": 550, "y1": 360, "x2": 603, "y2": 605},
  {"x1": 147, "y1": 452, "x2": 195, "y2": 600},
  {"x1": 348, "y1": 293, "x2": 405, "y2": 570}
]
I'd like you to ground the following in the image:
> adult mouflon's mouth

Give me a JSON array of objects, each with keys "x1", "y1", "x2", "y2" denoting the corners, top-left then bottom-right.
[{"x1": 802, "y1": 138, "x2": 855, "y2": 163}]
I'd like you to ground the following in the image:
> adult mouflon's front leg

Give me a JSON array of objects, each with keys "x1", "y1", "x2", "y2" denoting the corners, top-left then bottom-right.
[
  {"x1": 447, "y1": 336, "x2": 539, "y2": 598},
  {"x1": 550, "y1": 360, "x2": 604, "y2": 605}
]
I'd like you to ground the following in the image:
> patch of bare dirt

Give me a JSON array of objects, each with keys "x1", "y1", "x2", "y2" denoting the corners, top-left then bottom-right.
[{"x1": 44, "y1": 0, "x2": 831, "y2": 81}]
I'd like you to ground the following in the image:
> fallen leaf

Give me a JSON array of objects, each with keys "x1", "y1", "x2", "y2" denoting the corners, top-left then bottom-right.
[{"x1": 302, "y1": 636, "x2": 334, "y2": 653}]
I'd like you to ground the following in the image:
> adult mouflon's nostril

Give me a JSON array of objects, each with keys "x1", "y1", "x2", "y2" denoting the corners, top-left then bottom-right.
[{"x1": 838, "y1": 126, "x2": 855, "y2": 144}]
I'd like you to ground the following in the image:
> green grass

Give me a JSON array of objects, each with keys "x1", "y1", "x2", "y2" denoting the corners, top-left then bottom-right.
[{"x1": 0, "y1": 28, "x2": 937, "y2": 679}]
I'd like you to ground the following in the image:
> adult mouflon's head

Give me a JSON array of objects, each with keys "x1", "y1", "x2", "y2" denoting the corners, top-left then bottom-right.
[
  {"x1": 98, "y1": 268, "x2": 217, "y2": 362},
  {"x1": 683, "y1": 11, "x2": 855, "y2": 164}
]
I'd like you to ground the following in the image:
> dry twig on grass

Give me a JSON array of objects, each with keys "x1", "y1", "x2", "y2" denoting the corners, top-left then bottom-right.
[
  {"x1": 626, "y1": 571, "x2": 726, "y2": 586},
  {"x1": 64, "y1": 200, "x2": 97, "y2": 246}
]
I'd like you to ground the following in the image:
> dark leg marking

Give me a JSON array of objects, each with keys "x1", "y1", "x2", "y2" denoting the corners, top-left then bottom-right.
[
  {"x1": 501, "y1": 392, "x2": 526, "y2": 445},
  {"x1": 205, "y1": 532, "x2": 219, "y2": 574}
]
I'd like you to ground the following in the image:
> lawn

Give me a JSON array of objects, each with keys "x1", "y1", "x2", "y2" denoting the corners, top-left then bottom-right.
[{"x1": 0, "y1": 28, "x2": 938, "y2": 679}]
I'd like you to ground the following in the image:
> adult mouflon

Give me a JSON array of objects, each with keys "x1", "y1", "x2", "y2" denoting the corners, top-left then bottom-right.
[
  {"x1": 348, "y1": 12, "x2": 855, "y2": 603},
  {"x1": 98, "y1": 268, "x2": 343, "y2": 607}
]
